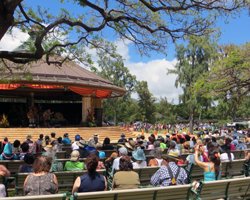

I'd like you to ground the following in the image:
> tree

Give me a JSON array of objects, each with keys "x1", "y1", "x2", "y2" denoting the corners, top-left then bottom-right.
[
  {"x1": 195, "y1": 42, "x2": 250, "y2": 120},
  {"x1": 169, "y1": 35, "x2": 218, "y2": 133},
  {"x1": 0, "y1": 0, "x2": 248, "y2": 65},
  {"x1": 94, "y1": 46, "x2": 137, "y2": 124},
  {"x1": 136, "y1": 81, "x2": 156, "y2": 123}
]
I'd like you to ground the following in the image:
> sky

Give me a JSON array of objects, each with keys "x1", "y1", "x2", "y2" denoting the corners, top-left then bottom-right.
[{"x1": 0, "y1": 2, "x2": 249, "y2": 104}]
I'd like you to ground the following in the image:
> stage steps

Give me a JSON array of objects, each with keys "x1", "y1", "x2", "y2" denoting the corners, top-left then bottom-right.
[{"x1": 0, "y1": 126, "x2": 135, "y2": 143}]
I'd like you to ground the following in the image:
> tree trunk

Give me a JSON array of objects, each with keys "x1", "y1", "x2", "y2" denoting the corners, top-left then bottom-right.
[
  {"x1": 189, "y1": 107, "x2": 195, "y2": 134},
  {"x1": 0, "y1": 0, "x2": 22, "y2": 41}
]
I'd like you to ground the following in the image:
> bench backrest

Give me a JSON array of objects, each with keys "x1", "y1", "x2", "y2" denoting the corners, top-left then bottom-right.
[
  {"x1": 188, "y1": 159, "x2": 246, "y2": 181},
  {"x1": 198, "y1": 176, "x2": 250, "y2": 200},
  {"x1": 74, "y1": 184, "x2": 191, "y2": 200}
]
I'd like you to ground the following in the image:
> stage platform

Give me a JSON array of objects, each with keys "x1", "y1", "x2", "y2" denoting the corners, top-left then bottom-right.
[{"x1": 0, "y1": 126, "x2": 135, "y2": 143}]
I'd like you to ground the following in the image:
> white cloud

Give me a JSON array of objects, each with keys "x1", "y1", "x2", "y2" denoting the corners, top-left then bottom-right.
[
  {"x1": 114, "y1": 39, "x2": 183, "y2": 104},
  {"x1": 0, "y1": 28, "x2": 29, "y2": 50},
  {"x1": 127, "y1": 59, "x2": 183, "y2": 103}
]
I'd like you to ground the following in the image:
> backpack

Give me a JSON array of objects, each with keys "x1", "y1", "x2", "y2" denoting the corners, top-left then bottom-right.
[{"x1": 167, "y1": 165, "x2": 181, "y2": 185}]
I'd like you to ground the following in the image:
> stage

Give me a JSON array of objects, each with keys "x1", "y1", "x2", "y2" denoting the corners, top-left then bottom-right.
[{"x1": 0, "y1": 126, "x2": 135, "y2": 143}]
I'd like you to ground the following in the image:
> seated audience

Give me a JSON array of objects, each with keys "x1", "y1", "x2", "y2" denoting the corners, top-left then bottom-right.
[
  {"x1": 64, "y1": 150, "x2": 85, "y2": 171},
  {"x1": 62, "y1": 133, "x2": 71, "y2": 145},
  {"x1": 118, "y1": 133, "x2": 127, "y2": 144},
  {"x1": 19, "y1": 153, "x2": 35, "y2": 173},
  {"x1": 194, "y1": 145, "x2": 221, "y2": 181},
  {"x1": 112, "y1": 156, "x2": 140, "y2": 190},
  {"x1": 148, "y1": 147, "x2": 167, "y2": 167},
  {"x1": 132, "y1": 148, "x2": 147, "y2": 169},
  {"x1": 102, "y1": 137, "x2": 114, "y2": 150},
  {"x1": 0, "y1": 165, "x2": 10, "y2": 197},
  {"x1": 72, "y1": 154, "x2": 107, "y2": 193},
  {"x1": 112, "y1": 147, "x2": 128, "y2": 173},
  {"x1": 24, "y1": 156, "x2": 58, "y2": 195},
  {"x1": 0, "y1": 143, "x2": 19, "y2": 160},
  {"x1": 150, "y1": 151, "x2": 188, "y2": 186}
]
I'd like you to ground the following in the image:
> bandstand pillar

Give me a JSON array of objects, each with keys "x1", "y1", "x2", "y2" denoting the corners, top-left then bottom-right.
[{"x1": 81, "y1": 96, "x2": 93, "y2": 123}]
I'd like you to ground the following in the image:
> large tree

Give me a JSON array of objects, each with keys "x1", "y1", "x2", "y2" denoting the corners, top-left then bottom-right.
[
  {"x1": 195, "y1": 42, "x2": 250, "y2": 120},
  {"x1": 0, "y1": 0, "x2": 248, "y2": 65},
  {"x1": 136, "y1": 80, "x2": 156, "y2": 123},
  {"x1": 169, "y1": 35, "x2": 218, "y2": 132},
  {"x1": 94, "y1": 45, "x2": 137, "y2": 124}
]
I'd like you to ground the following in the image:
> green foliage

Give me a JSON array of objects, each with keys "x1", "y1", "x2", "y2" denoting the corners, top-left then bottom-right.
[
  {"x1": 169, "y1": 35, "x2": 218, "y2": 132},
  {"x1": 136, "y1": 81, "x2": 156, "y2": 123}
]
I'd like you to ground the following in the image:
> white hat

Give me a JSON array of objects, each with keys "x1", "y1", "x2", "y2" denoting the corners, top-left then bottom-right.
[{"x1": 70, "y1": 150, "x2": 80, "y2": 161}]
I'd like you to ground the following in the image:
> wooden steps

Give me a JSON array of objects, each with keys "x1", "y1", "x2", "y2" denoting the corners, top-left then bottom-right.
[{"x1": 0, "y1": 127, "x2": 135, "y2": 143}]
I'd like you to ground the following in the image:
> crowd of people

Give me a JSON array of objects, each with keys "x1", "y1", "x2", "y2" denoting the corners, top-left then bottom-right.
[{"x1": 0, "y1": 128, "x2": 249, "y2": 197}]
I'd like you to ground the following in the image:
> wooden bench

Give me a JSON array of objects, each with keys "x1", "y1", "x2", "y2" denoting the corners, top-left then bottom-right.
[
  {"x1": 0, "y1": 160, "x2": 25, "y2": 174},
  {"x1": 74, "y1": 184, "x2": 191, "y2": 200},
  {"x1": 191, "y1": 176, "x2": 250, "y2": 200},
  {"x1": 0, "y1": 193, "x2": 69, "y2": 200},
  {"x1": 14, "y1": 169, "x2": 106, "y2": 195},
  {"x1": 187, "y1": 159, "x2": 246, "y2": 182}
]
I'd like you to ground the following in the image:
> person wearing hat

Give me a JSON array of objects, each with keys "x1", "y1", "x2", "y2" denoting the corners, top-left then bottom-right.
[
  {"x1": 112, "y1": 147, "x2": 128, "y2": 173},
  {"x1": 76, "y1": 139, "x2": 89, "y2": 158},
  {"x1": 72, "y1": 134, "x2": 81, "y2": 150},
  {"x1": 64, "y1": 150, "x2": 85, "y2": 171},
  {"x1": 150, "y1": 151, "x2": 188, "y2": 186},
  {"x1": 0, "y1": 143, "x2": 19, "y2": 160},
  {"x1": 132, "y1": 148, "x2": 147, "y2": 169},
  {"x1": 62, "y1": 133, "x2": 71, "y2": 145}
]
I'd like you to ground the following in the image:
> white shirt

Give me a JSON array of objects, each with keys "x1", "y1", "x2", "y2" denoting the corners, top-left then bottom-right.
[
  {"x1": 112, "y1": 156, "x2": 122, "y2": 173},
  {"x1": 220, "y1": 153, "x2": 234, "y2": 162},
  {"x1": 132, "y1": 161, "x2": 147, "y2": 169},
  {"x1": 71, "y1": 142, "x2": 79, "y2": 150}
]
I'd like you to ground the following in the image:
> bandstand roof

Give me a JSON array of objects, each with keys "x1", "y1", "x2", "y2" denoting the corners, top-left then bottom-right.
[{"x1": 0, "y1": 58, "x2": 126, "y2": 99}]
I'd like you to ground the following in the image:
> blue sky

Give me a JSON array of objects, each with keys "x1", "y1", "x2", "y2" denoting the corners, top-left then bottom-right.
[{"x1": 0, "y1": 1, "x2": 249, "y2": 103}]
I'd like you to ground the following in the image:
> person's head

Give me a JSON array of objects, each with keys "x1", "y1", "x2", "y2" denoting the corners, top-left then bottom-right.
[
  {"x1": 39, "y1": 134, "x2": 44, "y2": 140},
  {"x1": 26, "y1": 134, "x2": 32, "y2": 141},
  {"x1": 24, "y1": 153, "x2": 35, "y2": 165},
  {"x1": 33, "y1": 156, "x2": 52, "y2": 173},
  {"x1": 148, "y1": 136, "x2": 155, "y2": 144},
  {"x1": 70, "y1": 150, "x2": 80, "y2": 161},
  {"x1": 153, "y1": 147, "x2": 162, "y2": 159},
  {"x1": 169, "y1": 140, "x2": 176, "y2": 149},
  {"x1": 208, "y1": 150, "x2": 221, "y2": 179},
  {"x1": 212, "y1": 136, "x2": 216, "y2": 143},
  {"x1": 3, "y1": 137, "x2": 8, "y2": 142},
  {"x1": 75, "y1": 134, "x2": 81, "y2": 141},
  {"x1": 21, "y1": 142, "x2": 29, "y2": 153},
  {"x1": 13, "y1": 140, "x2": 21, "y2": 148},
  {"x1": 119, "y1": 156, "x2": 133, "y2": 171},
  {"x1": 51, "y1": 132, "x2": 56, "y2": 138},
  {"x1": 64, "y1": 133, "x2": 69, "y2": 138},
  {"x1": 153, "y1": 140, "x2": 160, "y2": 148},
  {"x1": 57, "y1": 137, "x2": 62, "y2": 144},
  {"x1": 118, "y1": 147, "x2": 128, "y2": 156},
  {"x1": 93, "y1": 135, "x2": 99, "y2": 144},
  {"x1": 103, "y1": 137, "x2": 110, "y2": 145},
  {"x1": 85, "y1": 154, "x2": 99, "y2": 178},
  {"x1": 166, "y1": 151, "x2": 179, "y2": 163},
  {"x1": 132, "y1": 148, "x2": 146, "y2": 162}
]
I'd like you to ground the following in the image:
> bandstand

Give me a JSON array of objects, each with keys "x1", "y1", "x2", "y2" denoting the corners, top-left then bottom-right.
[{"x1": 0, "y1": 58, "x2": 126, "y2": 128}]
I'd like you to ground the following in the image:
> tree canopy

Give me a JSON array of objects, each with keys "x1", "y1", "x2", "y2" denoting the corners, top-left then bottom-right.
[{"x1": 0, "y1": 0, "x2": 248, "y2": 65}]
